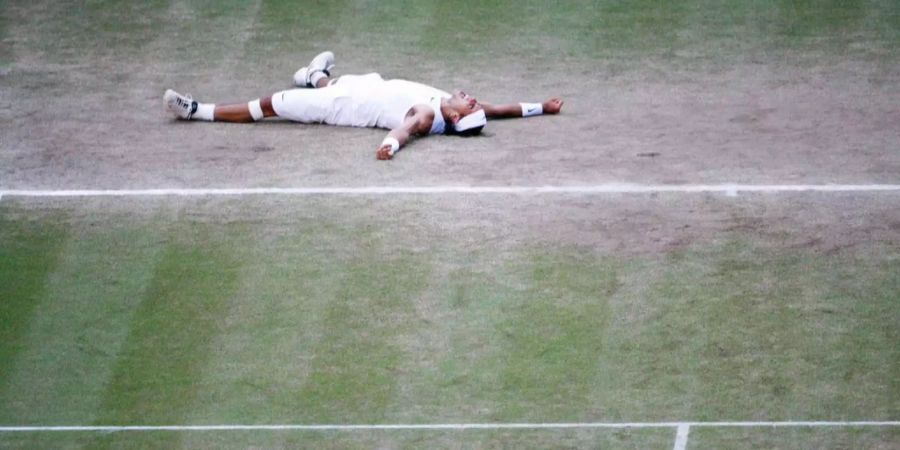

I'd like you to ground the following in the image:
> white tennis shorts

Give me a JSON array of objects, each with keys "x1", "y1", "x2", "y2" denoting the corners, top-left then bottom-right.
[{"x1": 271, "y1": 73, "x2": 387, "y2": 128}]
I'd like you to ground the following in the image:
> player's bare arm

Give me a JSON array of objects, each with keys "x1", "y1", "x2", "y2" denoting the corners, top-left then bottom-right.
[
  {"x1": 481, "y1": 97, "x2": 564, "y2": 119},
  {"x1": 376, "y1": 105, "x2": 434, "y2": 160}
]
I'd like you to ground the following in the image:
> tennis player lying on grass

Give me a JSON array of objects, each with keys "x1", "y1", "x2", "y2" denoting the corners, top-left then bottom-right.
[{"x1": 164, "y1": 51, "x2": 563, "y2": 160}]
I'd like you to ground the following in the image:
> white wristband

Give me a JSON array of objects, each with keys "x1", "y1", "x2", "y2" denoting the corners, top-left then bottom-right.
[
  {"x1": 520, "y1": 102, "x2": 543, "y2": 117},
  {"x1": 382, "y1": 137, "x2": 400, "y2": 155}
]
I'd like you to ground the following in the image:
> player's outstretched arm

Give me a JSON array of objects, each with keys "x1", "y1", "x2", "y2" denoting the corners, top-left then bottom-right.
[
  {"x1": 481, "y1": 97, "x2": 564, "y2": 119},
  {"x1": 376, "y1": 105, "x2": 434, "y2": 160}
]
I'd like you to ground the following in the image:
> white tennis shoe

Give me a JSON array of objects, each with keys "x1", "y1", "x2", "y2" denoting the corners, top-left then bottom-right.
[
  {"x1": 292, "y1": 51, "x2": 335, "y2": 87},
  {"x1": 163, "y1": 89, "x2": 197, "y2": 120}
]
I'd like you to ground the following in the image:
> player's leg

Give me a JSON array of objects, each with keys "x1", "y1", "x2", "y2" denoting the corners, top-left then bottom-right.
[
  {"x1": 164, "y1": 81, "x2": 347, "y2": 124},
  {"x1": 211, "y1": 96, "x2": 277, "y2": 122},
  {"x1": 163, "y1": 89, "x2": 276, "y2": 123},
  {"x1": 292, "y1": 51, "x2": 335, "y2": 88}
]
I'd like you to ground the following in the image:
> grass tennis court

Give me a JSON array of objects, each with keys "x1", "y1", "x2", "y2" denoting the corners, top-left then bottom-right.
[{"x1": 2, "y1": 0, "x2": 899, "y2": 448}]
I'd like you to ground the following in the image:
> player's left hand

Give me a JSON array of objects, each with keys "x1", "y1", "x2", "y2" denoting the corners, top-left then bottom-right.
[
  {"x1": 376, "y1": 144, "x2": 394, "y2": 160},
  {"x1": 543, "y1": 97, "x2": 564, "y2": 114}
]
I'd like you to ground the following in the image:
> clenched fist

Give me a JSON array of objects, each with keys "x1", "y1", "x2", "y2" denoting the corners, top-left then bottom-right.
[
  {"x1": 376, "y1": 144, "x2": 394, "y2": 160},
  {"x1": 543, "y1": 98, "x2": 564, "y2": 114}
]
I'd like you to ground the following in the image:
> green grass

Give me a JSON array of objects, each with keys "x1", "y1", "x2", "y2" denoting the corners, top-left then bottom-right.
[
  {"x1": 0, "y1": 198, "x2": 897, "y2": 448},
  {"x1": 84, "y1": 227, "x2": 241, "y2": 449},
  {"x1": 690, "y1": 426, "x2": 900, "y2": 450},
  {"x1": 0, "y1": 428, "x2": 677, "y2": 450},
  {"x1": 606, "y1": 240, "x2": 900, "y2": 421},
  {"x1": 95, "y1": 230, "x2": 240, "y2": 422},
  {"x1": 2, "y1": 0, "x2": 899, "y2": 447},
  {"x1": 0, "y1": 214, "x2": 71, "y2": 384},
  {"x1": 290, "y1": 241, "x2": 432, "y2": 424},
  {"x1": 6, "y1": 0, "x2": 900, "y2": 74}
]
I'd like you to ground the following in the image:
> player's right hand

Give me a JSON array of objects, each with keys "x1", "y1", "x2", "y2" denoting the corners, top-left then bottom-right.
[
  {"x1": 543, "y1": 97, "x2": 564, "y2": 114},
  {"x1": 376, "y1": 144, "x2": 394, "y2": 160}
]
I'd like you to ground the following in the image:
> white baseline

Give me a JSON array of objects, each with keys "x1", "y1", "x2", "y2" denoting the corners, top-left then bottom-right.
[
  {"x1": 1, "y1": 421, "x2": 898, "y2": 432},
  {"x1": 1, "y1": 184, "x2": 900, "y2": 198}
]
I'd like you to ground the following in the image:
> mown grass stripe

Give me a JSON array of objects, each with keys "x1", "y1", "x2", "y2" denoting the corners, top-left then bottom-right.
[
  {"x1": 292, "y1": 244, "x2": 432, "y2": 424},
  {"x1": 91, "y1": 226, "x2": 240, "y2": 447},
  {"x1": 0, "y1": 214, "x2": 71, "y2": 388}
]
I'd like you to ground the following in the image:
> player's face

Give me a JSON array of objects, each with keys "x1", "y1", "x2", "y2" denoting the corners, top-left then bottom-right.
[{"x1": 449, "y1": 90, "x2": 482, "y2": 117}]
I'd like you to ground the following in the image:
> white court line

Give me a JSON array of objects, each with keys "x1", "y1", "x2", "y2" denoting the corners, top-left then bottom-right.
[
  {"x1": 1, "y1": 184, "x2": 899, "y2": 198},
  {"x1": 673, "y1": 424, "x2": 691, "y2": 450},
  {"x1": 1, "y1": 421, "x2": 898, "y2": 432}
]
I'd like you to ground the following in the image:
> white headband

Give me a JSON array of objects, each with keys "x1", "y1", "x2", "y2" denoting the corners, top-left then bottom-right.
[{"x1": 454, "y1": 109, "x2": 486, "y2": 133}]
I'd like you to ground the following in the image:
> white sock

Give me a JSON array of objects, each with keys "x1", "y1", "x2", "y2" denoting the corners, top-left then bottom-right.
[
  {"x1": 194, "y1": 103, "x2": 215, "y2": 121},
  {"x1": 309, "y1": 71, "x2": 327, "y2": 88}
]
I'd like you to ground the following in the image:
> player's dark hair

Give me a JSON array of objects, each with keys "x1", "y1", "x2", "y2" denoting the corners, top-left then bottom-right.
[{"x1": 448, "y1": 125, "x2": 484, "y2": 137}]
